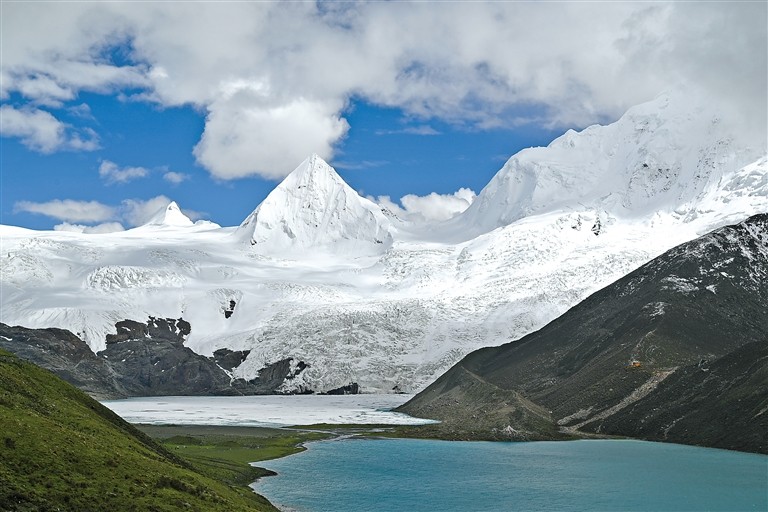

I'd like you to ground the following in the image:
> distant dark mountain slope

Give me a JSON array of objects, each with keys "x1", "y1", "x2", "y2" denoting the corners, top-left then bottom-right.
[
  {"x1": 0, "y1": 324, "x2": 127, "y2": 399},
  {"x1": 399, "y1": 214, "x2": 768, "y2": 453},
  {"x1": 0, "y1": 349, "x2": 277, "y2": 511}
]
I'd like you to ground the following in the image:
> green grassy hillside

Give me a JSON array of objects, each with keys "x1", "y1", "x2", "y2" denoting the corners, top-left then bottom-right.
[{"x1": 0, "y1": 349, "x2": 278, "y2": 512}]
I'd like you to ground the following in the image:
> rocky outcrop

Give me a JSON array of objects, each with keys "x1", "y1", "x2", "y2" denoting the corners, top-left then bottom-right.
[
  {"x1": 213, "y1": 348, "x2": 250, "y2": 372},
  {"x1": 0, "y1": 323, "x2": 129, "y2": 399},
  {"x1": 1, "y1": 318, "x2": 313, "y2": 398},
  {"x1": 323, "y1": 383, "x2": 360, "y2": 395},
  {"x1": 228, "y1": 357, "x2": 312, "y2": 395},
  {"x1": 399, "y1": 215, "x2": 768, "y2": 453}
]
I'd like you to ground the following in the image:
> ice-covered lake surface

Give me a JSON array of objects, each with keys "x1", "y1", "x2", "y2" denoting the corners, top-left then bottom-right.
[{"x1": 101, "y1": 394, "x2": 435, "y2": 427}]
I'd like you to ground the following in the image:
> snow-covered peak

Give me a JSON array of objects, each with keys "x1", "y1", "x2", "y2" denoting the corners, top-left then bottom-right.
[
  {"x1": 142, "y1": 201, "x2": 194, "y2": 228},
  {"x1": 456, "y1": 91, "x2": 766, "y2": 239},
  {"x1": 235, "y1": 154, "x2": 392, "y2": 255}
]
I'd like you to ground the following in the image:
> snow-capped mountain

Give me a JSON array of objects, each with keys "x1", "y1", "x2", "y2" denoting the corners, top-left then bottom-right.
[
  {"x1": 141, "y1": 201, "x2": 194, "y2": 228},
  {"x1": 399, "y1": 214, "x2": 768, "y2": 453},
  {"x1": 235, "y1": 154, "x2": 392, "y2": 255},
  {"x1": 456, "y1": 91, "x2": 763, "y2": 239},
  {"x1": 1, "y1": 93, "x2": 765, "y2": 394}
]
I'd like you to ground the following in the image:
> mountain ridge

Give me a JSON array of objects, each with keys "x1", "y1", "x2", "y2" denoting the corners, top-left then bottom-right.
[
  {"x1": 398, "y1": 214, "x2": 768, "y2": 453},
  {"x1": 454, "y1": 91, "x2": 764, "y2": 240},
  {"x1": 1, "y1": 93, "x2": 765, "y2": 393}
]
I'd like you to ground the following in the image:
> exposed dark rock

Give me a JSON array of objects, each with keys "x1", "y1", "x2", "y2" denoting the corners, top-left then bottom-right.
[
  {"x1": 105, "y1": 317, "x2": 191, "y2": 345},
  {"x1": 583, "y1": 340, "x2": 768, "y2": 453},
  {"x1": 233, "y1": 358, "x2": 312, "y2": 394},
  {"x1": 0, "y1": 323, "x2": 128, "y2": 399},
  {"x1": 147, "y1": 316, "x2": 189, "y2": 343},
  {"x1": 105, "y1": 319, "x2": 148, "y2": 344},
  {"x1": 224, "y1": 300, "x2": 237, "y2": 319},
  {"x1": 591, "y1": 217, "x2": 601, "y2": 235},
  {"x1": 399, "y1": 214, "x2": 768, "y2": 453},
  {"x1": 2, "y1": 318, "x2": 314, "y2": 398},
  {"x1": 213, "y1": 348, "x2": 251, "y2": 372},
  {"x1": 99, "y1": 335, "x2": 233, "y2": 396},
  {"x1": 323, "y1": 383, "x2": 360, "y2": 395}
]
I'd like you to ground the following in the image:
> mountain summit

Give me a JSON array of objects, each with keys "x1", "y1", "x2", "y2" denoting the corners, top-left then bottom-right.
[
  {"x1": 236, "y1": 154, "x2": 392, "y2": 254},
  {"x1": 142, "y1": 201, "x2": 194, "y2": 228}
]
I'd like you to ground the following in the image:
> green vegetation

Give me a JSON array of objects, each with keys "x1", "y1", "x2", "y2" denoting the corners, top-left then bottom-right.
[
  {"x1": 0, "y1": 349, "x2": 277, "y2": 512},
  {"x1": 138, "y1": 425, "x2": 332, "y2": 487}
]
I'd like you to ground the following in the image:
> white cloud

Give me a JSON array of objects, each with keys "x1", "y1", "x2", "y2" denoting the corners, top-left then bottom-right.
[
  {"x1": 193, "y1": 96, "x2": 349, "y2": 179},
  {"x1": 0, "y1": 105, "x2": 99, "y2": 152},
  {"x1": 14, "y1": 199, "x2": 116, "y2": 223},
  {"x1": 14, "y1": 195, "x2": 204, "y2": 228},
  {"x1": 2, "y1": 3, "x2": 765, "y2": 176},
  {"x1": 333, "y1": 159, "x2": 389, "y2": 171},
  {"x1": 1, "y1": 105, "x2": 65, "y2": 152},
  {"x1": 376, "y1": 125, "x2": 440, "y2": 136},
  {"x1": 373, "y1": 188, "x2": 477, "y2": 222},
  {"x1": 68, "y1": 103, "x2": 95, "y2": 120},
  {"x1": 400, "y1": 188, "x2": 477, "y2": 222},
  {"x1": 98, "y1": 160, "x2": 149, "y2": 184},
  {"x1": 163, "y1": 171, "x2": 189, "y2": 184},
  {"x1": 54, "y1": 222, "x2": 125, "y2": 234},
  {"x1": 16, "y1": 75, "x2": 75, "y2": 106}
]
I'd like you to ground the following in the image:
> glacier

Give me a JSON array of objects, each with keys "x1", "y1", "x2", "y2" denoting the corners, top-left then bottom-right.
[{"x1": 1, "y1": 92, "x2": 765, "y2": 393}]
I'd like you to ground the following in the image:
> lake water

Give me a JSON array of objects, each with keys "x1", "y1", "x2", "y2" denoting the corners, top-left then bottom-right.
[{"x1": 253, "y1": 438, "x2": 768, "y2": 512}]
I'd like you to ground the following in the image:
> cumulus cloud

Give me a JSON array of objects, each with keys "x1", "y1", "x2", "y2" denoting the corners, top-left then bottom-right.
[
  {"x1": 0, "y1": 105, "x2": 65, "y2": 152},
  {"x1": 99, "y1": 160, "x2": 149, "y2": 184},
  {"x1": 193, "y1": 96, "x2": 349, "y2": 179},
  {"x1": 163, "y1": 171, "x2": 189, "y2": 184},
  {"x1": 0, "y1": 105, "x2": 99, "y2": 152},
  {"x1": 54, "y1": 222, "x2": 125, "y2": 234},
  {"x1": 373, "y1": 188, "x2": 477, "y2": 222},
  {"x1": 14, "y1": 196, "x2": 203, "y2": 228},
  {"x1": 2, "y1": 2, "x2": 765, "y2": 176},
  {"x1": 401, "y1": 188, "x2": 477, "y2": 222},
  {"x1": 14, "y1": 199, "x2": 116, "y2": 223}
]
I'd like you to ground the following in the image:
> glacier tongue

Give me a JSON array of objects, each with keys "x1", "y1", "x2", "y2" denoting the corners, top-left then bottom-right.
[{"x1": 235, "y1": 154, "x2": 393, "y2": 255}]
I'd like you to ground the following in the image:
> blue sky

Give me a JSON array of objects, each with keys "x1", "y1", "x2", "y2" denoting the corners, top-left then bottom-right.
[
  {"x1": 1, "y1": 93, "x2": 559, "y2": 230},
  {"x1": 1, "y1": 2, "x2": 764, "y2": 231}
]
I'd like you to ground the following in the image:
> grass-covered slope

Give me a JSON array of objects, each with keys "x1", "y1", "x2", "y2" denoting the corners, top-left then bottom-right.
[{"x1": 0, "y1": 349, "x2": 277, "y2": 512}]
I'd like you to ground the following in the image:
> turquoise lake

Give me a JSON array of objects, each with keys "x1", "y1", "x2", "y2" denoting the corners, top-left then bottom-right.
[{"x1": 253, "y1": 438, "x2": 768, "y2": 512}]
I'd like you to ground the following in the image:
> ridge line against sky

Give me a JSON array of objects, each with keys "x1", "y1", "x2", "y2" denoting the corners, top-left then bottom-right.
[{"x1": 1, "y1": 1, "x2": 766, "y2": 231}]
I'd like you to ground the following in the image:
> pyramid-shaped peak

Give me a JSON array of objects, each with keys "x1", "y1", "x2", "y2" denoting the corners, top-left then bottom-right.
[
  {"x1": 143, "y1": 201, "x2": 194, "y2": 227},
  {"x1": 235, "y1": 155, "x2": 392, "y2": 254},
  {"x1": 282, "y1": 153, "x2": 343, "y2": 186}
]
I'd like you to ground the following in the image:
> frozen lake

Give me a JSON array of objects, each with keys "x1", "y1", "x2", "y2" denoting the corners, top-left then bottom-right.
[{"x1": 101, "y1": 394, "x2": 435, "y2": 427}]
